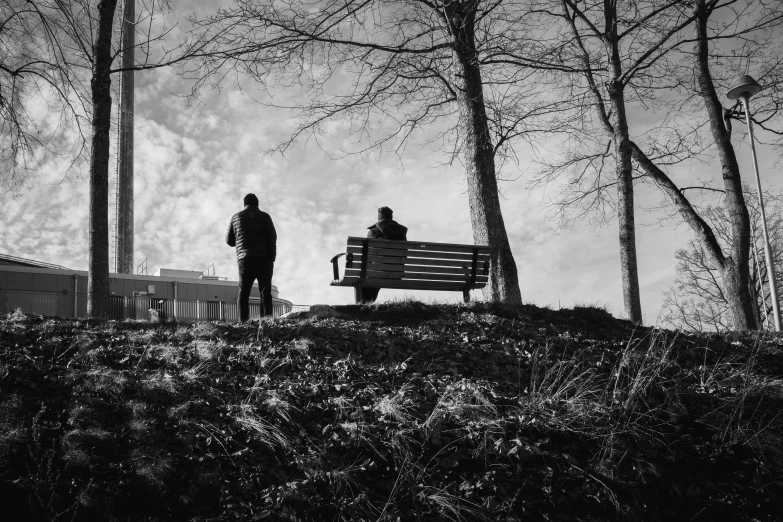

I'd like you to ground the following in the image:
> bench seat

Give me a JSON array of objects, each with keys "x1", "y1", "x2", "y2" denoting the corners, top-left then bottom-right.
[{"x1": 330, "y1": 237, "x2": 491, "y2": 302}]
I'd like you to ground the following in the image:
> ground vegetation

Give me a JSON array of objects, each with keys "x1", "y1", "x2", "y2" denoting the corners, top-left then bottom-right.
[{"x1": 1, "y1": 301, "x2": 781, "y2": 520}]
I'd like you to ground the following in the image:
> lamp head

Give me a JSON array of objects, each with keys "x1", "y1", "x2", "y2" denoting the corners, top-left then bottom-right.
[{"x1": 727, "y1": 74, "x2": 762, "y2": 100}]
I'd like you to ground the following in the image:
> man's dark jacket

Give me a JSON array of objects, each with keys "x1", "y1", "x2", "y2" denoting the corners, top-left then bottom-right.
[
  {"x1": 226, "y1": 206, "x2": 277, "y2": 261},
  {"x1": 367, "y1": 219, "x2": 407, "y2": 240}
]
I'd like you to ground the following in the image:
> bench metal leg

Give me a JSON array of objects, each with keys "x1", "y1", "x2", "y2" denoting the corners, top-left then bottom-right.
[
  {"x1": 463, "y1": 289, "x2": 470, "y2": 303},
  {"x1": 354, "y1": 286, "x2": 362, "y2": 304}
]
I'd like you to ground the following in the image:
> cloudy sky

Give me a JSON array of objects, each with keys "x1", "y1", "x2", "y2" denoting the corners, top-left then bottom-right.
[{"x1": 0, "y1": 1, "x2": 778, "y2": 325}]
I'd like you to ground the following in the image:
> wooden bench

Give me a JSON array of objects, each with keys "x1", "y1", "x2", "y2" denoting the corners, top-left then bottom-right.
[{"x1": 330, "y1": 237, "x2": 491, "y2": 303}]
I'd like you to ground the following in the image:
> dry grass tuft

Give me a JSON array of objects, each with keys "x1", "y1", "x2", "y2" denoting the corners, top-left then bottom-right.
[
  {"x1": 420, "y1": 486, "x2": 491, "y2": 522},
  {"x1": 7, "y1": 308, "x2": 27, "y2": 322},
  {"x1": 62, "y1": 427, "x2": 112, "y2": 468},
  {"x1": 523, "y1": 346, "x2": 604, "y2": 434},
  {"x1": 233, "y1": 404, "x2": 293, "y2": 452},
  {"x1": 139, "y1": 371, "x2": 178, "y2": 401},
  {"x1": 129, "y1": 448, "x2": 172, "y2": 486},
  {"x1": 0, "y1": 395, "x2": 25, "y2": 458},
  {"x1": 263, "y1": 391, "x2": 299, "y2": 422},
  {"x1": 375, "y1": 387, "x2": 415, "y2": 424},
  {"x1": 192, "y1": 339, "x2": 222, "y2": 361},
  {"x1": 145, "y1": 344, "x2": 182, "y2": 367},
  {"x1": 181, "y1": 359, "x2": 212, "y2": 381},
  {"x1": 425, "y1": 381, "x2": 500, "y2": 443},
  {"x1": 191, "y1": 322, "x2": 221, "y2": 340}
]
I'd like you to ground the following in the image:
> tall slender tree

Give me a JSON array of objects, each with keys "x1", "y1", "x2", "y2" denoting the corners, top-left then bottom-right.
[{"x1": 86, "y1": 0, "x2": 120, "y2": 318}]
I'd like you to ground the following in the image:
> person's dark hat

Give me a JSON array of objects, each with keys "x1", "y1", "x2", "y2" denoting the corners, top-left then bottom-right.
[
  {"x1": 378, "y1": 206, "x2": 393, "y2": 220},
  {"x1": 243, "y1": 193, "x2": 259, "y2": 206}
]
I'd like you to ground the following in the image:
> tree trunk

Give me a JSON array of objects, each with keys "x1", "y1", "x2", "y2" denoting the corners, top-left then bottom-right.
[
  {"x1": 448, "y1": 3, "x2": 522, "y2": 303},
  {"x1": 607, "y1": 80, "x2": 642, "y2": 324},
  {"x1": 604, "y1": 5, "x2": 642, "y2": 324},
  {"x1": 87, "y1": 0, "x2": 119, "y2": 319},
  {"x1": 693, "y1": 0, "x2": 756, "y2": 330},
  {"x1": 564, "y1": 0, "x2": 643, "y2": 323},
  {"x1": 720, "y1": 258, "x2": 756, "y2": 330}
]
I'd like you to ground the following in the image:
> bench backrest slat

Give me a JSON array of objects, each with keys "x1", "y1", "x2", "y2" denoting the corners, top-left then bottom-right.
[
  {"x1": 339, "y1": 276, "x2": 487, "y2": 291},
  {"x1": 356, "y1": 263, "x2": 405, "y2": 272},
  {"x1": 347, "y1": 246, "x2": 489, "y2": 263},
  {"x1": 368, "y1": 256, "x2": 476, "y2": 269},
  {"x1": 352, "y1": 258, "x2": 477, "y2": 274},
  {"x1": 343, "y1": 271, "x2": 489, "y2": 283},
  {"x1": 400, "y1": 265, "x2": 475, "y2": 276},
  {"x1": 358, "y1": 246, "x2": 409, "y2": 257},
  {"x1": 347, "y1": 236, "x2": 490, "y2": 252}
]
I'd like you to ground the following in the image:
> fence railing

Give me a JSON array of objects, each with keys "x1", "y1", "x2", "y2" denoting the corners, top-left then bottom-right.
[
  {"x1": 4, "y1": 290, "x2": 310, "y2": 322},
  {"x1": 121, "y1": 297, "x2": 296, "y2": 322}
]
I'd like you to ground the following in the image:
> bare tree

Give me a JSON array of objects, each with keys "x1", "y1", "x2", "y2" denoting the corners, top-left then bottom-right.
[
  {"x1": 181, "y1": 0, "x2": 581, "y2": 303},
  {"x1": 661, "y1": 189, "x2": 783, "y2": 332},
  {"x1": 0, "y1": 1, "x2": 88, "y2": 191},
  {"x1": 511, "y1": 0, "x2": 704, "y2": 324},
  {"x1": 519, "y1": 0, "x2": 783, "y2": 329},
  {"x1": 2, "y1": 0, "x2": 218, "y2": 317}
]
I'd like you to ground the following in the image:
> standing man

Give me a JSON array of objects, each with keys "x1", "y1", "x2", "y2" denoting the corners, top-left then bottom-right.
[{"x1": 226, "y1": 193, "x2": 277, "y2": 321}]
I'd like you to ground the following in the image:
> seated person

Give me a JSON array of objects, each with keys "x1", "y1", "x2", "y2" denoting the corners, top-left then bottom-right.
[
  {"x1": 367, "y1": 206, "x2": 408, "y2": 240},
  {"x1": 358, "y1": 206, "x2": 408, "y2": 303}
]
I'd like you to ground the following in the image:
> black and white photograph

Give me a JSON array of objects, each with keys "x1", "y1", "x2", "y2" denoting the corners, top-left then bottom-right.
[{"x1": 1, "y1": 0, "x2": 783, "y2": 520}]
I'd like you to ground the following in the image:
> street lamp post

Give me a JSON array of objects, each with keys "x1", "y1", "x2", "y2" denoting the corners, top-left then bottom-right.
[{"x1": 727, "y1": 74, "x2": 782, "y2": 332}]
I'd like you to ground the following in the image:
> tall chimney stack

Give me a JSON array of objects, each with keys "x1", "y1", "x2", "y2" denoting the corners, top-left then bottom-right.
[{"x1": 116, "y1": 0, "x2": 135, "y2": 274}]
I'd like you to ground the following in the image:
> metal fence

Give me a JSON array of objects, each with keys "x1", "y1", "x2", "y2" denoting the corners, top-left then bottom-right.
[
  {"x1": 5, "y1": 290, "x2": 310, "y2": 322},
  {"x1": 114, "y1": 297, "x2": 296, "y2": 322}
]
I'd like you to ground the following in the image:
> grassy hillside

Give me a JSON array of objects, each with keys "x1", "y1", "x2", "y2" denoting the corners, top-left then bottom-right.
[{"x1": 1, "y1": 301, "x2": 782, "y2": 521}]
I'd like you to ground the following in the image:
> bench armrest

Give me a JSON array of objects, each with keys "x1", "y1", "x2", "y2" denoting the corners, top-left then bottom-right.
[
  {"x1": 329, "y1": 252, "x2": 356, "y2": 282},
  {"x1": 330, "y1": 253, "x2": 346, "y2": 282}
]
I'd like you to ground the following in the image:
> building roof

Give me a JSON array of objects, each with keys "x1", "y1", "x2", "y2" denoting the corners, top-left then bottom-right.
[{"x1": 0, "y1": 253, "x2": 70, "y2": 270}]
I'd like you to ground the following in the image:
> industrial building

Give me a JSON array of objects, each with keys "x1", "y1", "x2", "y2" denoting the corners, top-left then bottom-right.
[{"x1": 0, "y1": 254, "x2": 296, "y2": 321}]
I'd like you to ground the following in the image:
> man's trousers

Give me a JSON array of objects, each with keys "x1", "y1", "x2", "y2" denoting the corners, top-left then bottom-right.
[{"x1": 237, "y1": 257, "x2": 274, "y2": 321}]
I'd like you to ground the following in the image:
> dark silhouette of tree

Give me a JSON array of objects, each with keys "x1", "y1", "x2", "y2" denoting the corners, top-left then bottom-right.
[
  {"x1": 661, "y1": 189, "x2": 783, "y2": 332},
  {"x1": 518, "y1": 0, "x2": 783, "y2": 329},
  {"x1": 184, "y1": 0, "x2": 575, "y2": 302},
  {"x1": 0, "y1": 1, "x2": 87, "y2": 191},
  {"x1": 1, "y1": 0, "x2": 219, "y2": 317}
]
